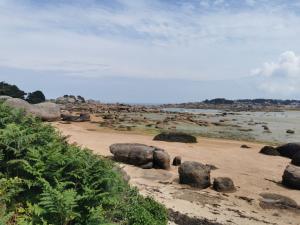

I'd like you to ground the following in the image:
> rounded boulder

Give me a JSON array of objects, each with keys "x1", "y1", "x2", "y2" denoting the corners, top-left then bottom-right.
[{"x1": 178, "y1": 161, "x2": 211, "y2": 189}]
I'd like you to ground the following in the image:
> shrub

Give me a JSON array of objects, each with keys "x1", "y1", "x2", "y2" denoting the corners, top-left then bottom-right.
[
  {"x1": 0, "y1": 81, "x2": 26, "y2": 99},
  {"x1": 0, "y1": 103, "x2": 167, "y2": 225},
  {"x1": 26, "y1": 91, "x2": 46, "y2": 104}
]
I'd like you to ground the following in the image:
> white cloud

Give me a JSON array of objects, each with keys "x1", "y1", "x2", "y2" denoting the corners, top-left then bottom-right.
[
  {"x1": 1, "y1": 0, "x2": 300, "y2": 82},
  {"x1": 253, "y1": 51, "x2": 300, "y2": 96}
]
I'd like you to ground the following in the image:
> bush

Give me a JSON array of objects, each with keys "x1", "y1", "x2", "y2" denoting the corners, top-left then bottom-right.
[
  {"x1": 0, "y1": 81, "x2": 26, "y2": 99},
  {"x1": 0, "y1": 103, "x2": 167, "y2": 225},
  {"x1": 26, "y1": 90, "x2": 46, "y2": 104}
]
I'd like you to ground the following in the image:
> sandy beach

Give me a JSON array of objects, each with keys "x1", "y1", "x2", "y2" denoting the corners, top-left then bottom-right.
[{"x1": 53, "y1": 121, "x2": 300, "y2": 225}]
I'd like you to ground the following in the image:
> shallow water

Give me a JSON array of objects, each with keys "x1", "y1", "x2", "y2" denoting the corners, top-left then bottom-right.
[{"x1": 163, "y1": 108, "x2": 300, "y2": 144}]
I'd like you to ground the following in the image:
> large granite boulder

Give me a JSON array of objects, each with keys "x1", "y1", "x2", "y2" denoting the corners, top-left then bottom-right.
[
  {"x1": 213, "y1": 177, "x2": 236, "y2": 193},
  {"x1": 109, "y1": 143, "x2": 170, "y2": 170},
  {"x1": 178, "y1": 161, "x2": 211, "y2": 188},
  {"x1": 110, "y1": 143, "x2": 153, "y2": 166},
  {"x1": 259, "y1": 146, "x2": 280, "y2": 156},
  {"x1": 276, "y1": 143, "x2": 300, "y2": 159},
  {"x1": 4, "y1": 98, "x2": 60, "y2": 122},
  {"x1": 282, "y1": 164, "x2": 300, "y2": 190},
  {"x1": 33, "y1": 102, "x2": 61, "y2": 121},
  {"x1": 291, "y1": 152, "x2": 300, "y2": 166},
  {"x1": 153, "y1": 132, "x2": 197, "y2": 143}
]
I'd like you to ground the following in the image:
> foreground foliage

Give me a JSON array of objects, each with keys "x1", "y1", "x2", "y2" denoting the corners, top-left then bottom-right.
[{"x1": 0, "y1": 103, "x2": 167, "y2": 225}]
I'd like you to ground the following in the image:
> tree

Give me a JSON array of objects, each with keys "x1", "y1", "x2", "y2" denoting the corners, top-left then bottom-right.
[
  {"x1": 26, "y1": 90, "x2": 46, "y2": 104},
  {"x1": 0, "y1": 81, "x2": 26, "y2": 99}
]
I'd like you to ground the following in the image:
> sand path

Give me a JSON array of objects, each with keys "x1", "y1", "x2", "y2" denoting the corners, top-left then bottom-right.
[{"x1": 54, "y1": 122, "x2": 300, "y2": 225}]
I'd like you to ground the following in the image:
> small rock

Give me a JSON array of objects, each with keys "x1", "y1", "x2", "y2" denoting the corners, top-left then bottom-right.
[
  {"x1": 213, "y1": 177, "x2": 236, "y2": 193},
  {"x1": 172, "y1": 156, "x2": 182, "y2": 166},
  {"x1": 259, "y1": 146, "x2": 280, "y2": 156},
  {"x1": 241, "y1": 144, "x2": 251, "y2": 149}
]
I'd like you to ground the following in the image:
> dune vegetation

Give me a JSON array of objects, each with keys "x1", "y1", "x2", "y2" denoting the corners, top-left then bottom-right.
[{"x1": 0, "y1": 102, "x2": 167, "y2": 225}]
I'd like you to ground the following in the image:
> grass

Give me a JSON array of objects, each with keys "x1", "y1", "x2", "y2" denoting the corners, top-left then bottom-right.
[{"x1": 0, "y1": 102, "x2": 167, "y2": 225}]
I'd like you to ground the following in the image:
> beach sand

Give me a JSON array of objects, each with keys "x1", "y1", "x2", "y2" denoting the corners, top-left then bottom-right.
[{"x1": 54, "y1": 121, "x2": 300, "y2": 225}]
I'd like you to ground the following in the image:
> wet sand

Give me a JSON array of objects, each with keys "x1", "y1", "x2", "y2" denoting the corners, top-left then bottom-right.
[{"x1": 54, "y1": 121, "x2": 300, "y2": 225}]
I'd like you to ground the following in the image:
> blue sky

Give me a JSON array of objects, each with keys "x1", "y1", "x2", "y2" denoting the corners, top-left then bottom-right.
[{"x1": 1, "y1": 0, "x2": 300, "y2": 103}]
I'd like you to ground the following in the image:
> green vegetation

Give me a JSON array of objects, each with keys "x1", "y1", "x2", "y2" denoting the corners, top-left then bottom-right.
[
  {"x1": 0, "y1": 103, "x2": 167, "y2": 225},
  {"x1": 0, "y1": 82, "x2": 27, "y2": 99},
  {"x1": 26, "y1": 91, "x2": 46, "y2": 104},
  {"x1": 0, "y1": 81, "x2": 46, "y2": 104}
]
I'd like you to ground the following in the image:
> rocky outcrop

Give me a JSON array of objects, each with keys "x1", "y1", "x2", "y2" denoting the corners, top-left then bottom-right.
[
  {"x1": 153, "y1": 132, "x2": 197, "y2": 143},
  {"x1": 213, "y1": 177, "x2": 236, "y2": 192},
  {"x1": 4, "y1": 98, "x2": 60, "y2": 121},
  {"x1": 259, "y1": 146, "x2": 280, "y2": 156},
  {"x1": 109, "y1": 143, "x2": 170, "y2": 170},
  {"x1": 178, "y1": 161, "x2": 211, "y2": 188},
  {"x1": 56, "y1": 95, "x2": 85, "y2": 104},
  {"x1": 277, "y1": 143, "x2": 300, "y2": 159},
  {"x1": 282, "y1": 164, "x2": 300, "y2": 190}
]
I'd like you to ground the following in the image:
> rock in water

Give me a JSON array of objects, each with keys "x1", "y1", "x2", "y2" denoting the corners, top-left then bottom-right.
[
  {"x1": 282, "y1": 164, "x2": 300, "y2": 190},
  {"x1": 286, "y1": 129, "x2": 295, "y2": 134},
  {"x1": 259, "y1": 146, "x2": 280, "y2": 156},
  {"x1": 213, "y1": 177, "x2": 236, "y2": 192},
  {"x1": 172, "y1": 156, "x2": 182, "y2": 166},
  {"x1": 153, "y1": 132, "x2": 197, "y2": 143},
  {"x1": 291, "y1": 152, "x2": 300, "y2": 166},
  {"x1": 4, "y1": 98, "x2": 60, "y2": 121},
  {"x1": 277, "y1": 143, "x2": 300, "y2": 159},
  {"x1": 178, "y1": 161, "x2": 211, "y2": 188},
  {"x1": 153, "y1": 149, "x2": 171, "y2": 170}
]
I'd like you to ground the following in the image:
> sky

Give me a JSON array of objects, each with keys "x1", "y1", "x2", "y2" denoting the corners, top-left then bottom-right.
[{"x1": 1, "y1": 0, "x2": 300, "y2": 103}]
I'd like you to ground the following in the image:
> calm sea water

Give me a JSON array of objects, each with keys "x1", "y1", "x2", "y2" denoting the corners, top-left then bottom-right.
[{"x1": 163, "y1": 108, "x2": 300, "y2": 144}]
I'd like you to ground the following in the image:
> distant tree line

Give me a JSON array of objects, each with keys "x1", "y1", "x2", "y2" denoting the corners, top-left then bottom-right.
[
  {"x1": 203, "y1": 98, "x2": 300, "y2": 105},
  {"x1": 0, "y1": 81, "x2": 46, "y2": 104}
]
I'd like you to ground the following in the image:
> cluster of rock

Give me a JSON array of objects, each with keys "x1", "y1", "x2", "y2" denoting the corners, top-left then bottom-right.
[
  {"x1": 61, "y1": 112, "x2": 91, "y2": 122},
  {"x1": 56, "y1": 95, "x2": 86, "y2": 104},
  {"x1": 109, "y1": 144, "x2": 235, "y2": 192},
  {"x1": 109, "y1": 143, "x2": 170, "y2": 170},
  {"x1": 260, "y1": 143, "x2": 300, "y2": 190},
  {"x1": 178, "y1": 161, "x2": 235, "y2": 192},
  {"x1": 3, "y1": 97, "x2": 60, "y2": 122}
]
